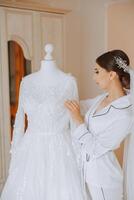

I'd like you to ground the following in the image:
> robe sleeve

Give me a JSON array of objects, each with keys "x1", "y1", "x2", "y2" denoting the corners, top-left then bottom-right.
[
  {"x1": 10, "y1": 79, "x2": 25, "y2": 153},
  {"x1": 72, "y1": 115, "x2": 132, "y2": 161}
]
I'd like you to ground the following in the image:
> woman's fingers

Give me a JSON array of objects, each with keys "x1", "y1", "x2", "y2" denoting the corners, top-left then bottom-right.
[
  {"x1": 64, "y1": 100, "x2": 84, "y2": 124},
  {"x1": 65, "y1": 102, "x2": 73, "y2": 111},
  {"x1": 65, "y1": 101, "x2": 75, "y2": 111},
  {"x1": 65, "y1": 100, "x2": 79, "y2": 111},
  {"x1": 71, "y1": 100, "x2": 80, "y2": 109}
]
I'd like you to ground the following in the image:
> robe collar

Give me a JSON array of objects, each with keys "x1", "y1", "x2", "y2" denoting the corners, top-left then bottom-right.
[{"x1": 92, "y1": 93, "x2": 132, "y2": 117}]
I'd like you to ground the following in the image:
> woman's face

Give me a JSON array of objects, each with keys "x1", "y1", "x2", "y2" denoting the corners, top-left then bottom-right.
[{"x1": 93, "y1": 63, "x2": 111, "y2": 91}]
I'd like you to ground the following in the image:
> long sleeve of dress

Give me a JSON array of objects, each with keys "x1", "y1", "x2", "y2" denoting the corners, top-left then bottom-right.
[
  {"x1": 73, "y1": 115, "x2": 132, "y2": 161},
  {"x1": 69, "y1": 77, "x2": 79, "y2": 133},
  {"x1": 67, "y1": 77, "x2": 82, "y2": 167},
  {"x1": 10, "y1": 79, "x2": 25, "y2": 153}
]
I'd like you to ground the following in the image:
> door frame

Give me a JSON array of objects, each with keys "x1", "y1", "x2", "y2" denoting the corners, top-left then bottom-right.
[{"x1": 0, "y1": 7, "x2": 11, "y2": 191}]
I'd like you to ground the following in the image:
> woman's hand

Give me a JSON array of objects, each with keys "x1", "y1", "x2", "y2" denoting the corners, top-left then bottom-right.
[{"x1": 64, "y1": 100, "x2": 84, "y2": 125}]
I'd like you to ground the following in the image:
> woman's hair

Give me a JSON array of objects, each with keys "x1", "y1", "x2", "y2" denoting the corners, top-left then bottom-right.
[{"x1": 96, "y1": 50, "x2": 130, "y2": 89}]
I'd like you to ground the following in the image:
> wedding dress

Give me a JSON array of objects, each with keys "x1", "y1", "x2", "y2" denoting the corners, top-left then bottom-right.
[{"x1": 0, "y1": 45, "x2": 84, "y2": 200}]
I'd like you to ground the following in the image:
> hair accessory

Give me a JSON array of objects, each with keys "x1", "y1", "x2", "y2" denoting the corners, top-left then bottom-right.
[{"x1": 114, "y1": 56, "x2": 129, "y2": 73}]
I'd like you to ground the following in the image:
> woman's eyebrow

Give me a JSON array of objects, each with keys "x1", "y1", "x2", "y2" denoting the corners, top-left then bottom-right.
[{"x1": 94, "y1": 68, "x2": 98, "y2": 71}]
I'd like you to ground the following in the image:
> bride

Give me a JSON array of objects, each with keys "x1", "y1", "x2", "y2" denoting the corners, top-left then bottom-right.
[{"x1": 65, "y1": 49, "x2": 134, "y2": 200}]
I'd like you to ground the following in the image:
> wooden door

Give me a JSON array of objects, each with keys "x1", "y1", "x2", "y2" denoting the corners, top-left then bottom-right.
[{"x1": 8, "y1": 41, "x2": 31, "y2": 139}]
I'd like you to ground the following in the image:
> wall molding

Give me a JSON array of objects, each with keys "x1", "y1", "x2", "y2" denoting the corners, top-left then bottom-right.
[
  {"x1": 0, "y1": 8, "x2": 11, "y2": 191},
  {"x1": 8, "y1": 35, "x2": 32, "y2": 60},
  {"x1": 0, "y1": 0, "x2": 70, "y2": 14}
]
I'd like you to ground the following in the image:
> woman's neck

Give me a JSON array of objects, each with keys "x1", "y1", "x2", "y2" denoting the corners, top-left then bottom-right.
[{"x1": 106, "y1": 81, "x2": 126, "y2": 102}]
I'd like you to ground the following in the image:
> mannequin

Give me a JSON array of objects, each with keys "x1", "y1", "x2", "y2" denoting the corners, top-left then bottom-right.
[
  {"x1": 0, "y1": 43, "x2": 84, "y2": 200},
  {"x1": 35, "y1": 44, "x2": 68, "y2": 86},
  {"x1": 40, "y1": 44, "x2": 65, "y2": 79}
]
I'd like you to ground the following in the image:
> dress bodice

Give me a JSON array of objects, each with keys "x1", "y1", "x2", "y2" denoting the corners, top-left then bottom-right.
[{"x1": 12, "y1": 71, "x2": 78, "y2": 149}]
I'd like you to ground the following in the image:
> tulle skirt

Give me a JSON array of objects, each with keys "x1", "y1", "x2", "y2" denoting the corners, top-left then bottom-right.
[{"x1": 1, "y1": 131, "x2": 84, "y2": 200}]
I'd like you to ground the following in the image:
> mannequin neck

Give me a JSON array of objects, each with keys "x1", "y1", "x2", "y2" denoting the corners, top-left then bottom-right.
[
  {"x1": 40, "y1": 60, "x2": 58, "y2": 74},
  {"x1": 39, "y1": 60, "x2": 63, "y2": 85}
]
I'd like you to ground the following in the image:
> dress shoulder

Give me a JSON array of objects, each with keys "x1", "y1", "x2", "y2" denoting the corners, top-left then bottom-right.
[{"x1": 22, "y1": 72, "x2": 39, "y2": 82}]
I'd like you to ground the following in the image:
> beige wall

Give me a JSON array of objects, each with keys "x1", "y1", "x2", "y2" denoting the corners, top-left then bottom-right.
[
  {"x1": 52, "y1": 0, "x2": 134, "y2": 100},
  {"x1": 21, "y1": 0, "x2": 117, "y2": 99},
  {"x1": 64, "y1": 0, "x2": 134, "y2": 100},
  {"x1": 2, "y1": 0, "x2": 134, "y2": 99},
  {"x1": 40, "y1": 0, "x2": 82, "y2": 88},
  {"x1": 108, "y1": 1, "x2": 134, "y2": 66},
  {"x1": 107, "y1": 0, "x2": 134, "y2": 166},
  {"x1": 11, "y1": 0, "x2": 83, "y2": 92},
  {"x1": 37, "y1": 0, "x2": 111, "y2": 99},
  {"x1": 79, "y1": 0, "x2": 111, "y2": 99}
]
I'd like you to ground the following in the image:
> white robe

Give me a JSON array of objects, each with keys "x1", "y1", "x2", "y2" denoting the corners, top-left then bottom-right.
[{"x1": 73, "y1": 93, "x2": 133, "y2": 200}]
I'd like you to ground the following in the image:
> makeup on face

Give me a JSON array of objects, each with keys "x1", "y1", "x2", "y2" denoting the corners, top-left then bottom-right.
[{"x1": 94, "y1": 67, "x2": 99, "y2": 74}]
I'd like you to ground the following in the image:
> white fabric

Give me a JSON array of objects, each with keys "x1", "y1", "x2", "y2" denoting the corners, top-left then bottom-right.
[
  {"x1": 0, "y1": 71, "x2": 84, "y2": 200},
  {"x1": 80, "y1": 96, "x2": 99, "y2": 116},
  {"x1": 86, "y1": 184, "x2": 123, "y2": 200},
  {"x1": 73, "y1": 94, "x2": 133, "y2": 192},
  {"x1": 123, "y1": 68, "x2": 134, "y2": 200}
]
